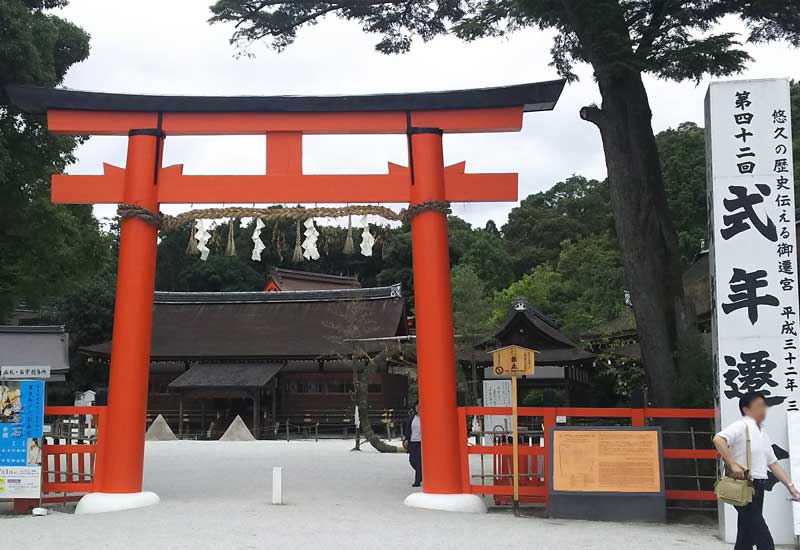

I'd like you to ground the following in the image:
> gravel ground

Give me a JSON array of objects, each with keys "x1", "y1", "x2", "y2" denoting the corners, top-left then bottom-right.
[{"x1": 4, "y1": 440, "x2": 728, "y2": 549}]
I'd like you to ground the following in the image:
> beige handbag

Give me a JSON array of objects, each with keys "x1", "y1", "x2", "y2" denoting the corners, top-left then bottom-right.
[{"x1": 714, "y1": 422, "x2": 754, "y2": 506}]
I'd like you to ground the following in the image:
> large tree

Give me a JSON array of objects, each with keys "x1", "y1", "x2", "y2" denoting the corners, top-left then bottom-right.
[
  {"x1": 209, "y1": 0, "x2": 798, "y2": 405},
  {"x1": 0, "y1": 0, "x2": 112, "y2": 320}
]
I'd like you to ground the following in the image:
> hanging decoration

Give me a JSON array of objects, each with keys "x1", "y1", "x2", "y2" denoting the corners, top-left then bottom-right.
[
  {"x1": 292, "y1": 220, "x2": 304, "y2": 263},
  {"x1": 185, "y1": 225, "x2": 199, "y2": 256},
  {"x1": 302, "y1": 218, "x2": 320, "y2": 260},
  {"x1": 194, "y1": 219, "x2": 211, "y2": 261},
  {"x1": 359, "y1": 216, "x2": 375, "y2": 257},
  {"x1": 225, "y1": 218, "x2": 237, "y2": 257},
  {"x1": 117, "y1": 201, "x2": 452, "y2": 262},
  {"x1": 343, "y1": 215, "x2": 355, "y2": 255},
  {"x1": 251, "y1": 218, "x2": 266, "y2": 261},
  {"x1": 272, "y1": 222, "x2": 285, "y2": 263}
]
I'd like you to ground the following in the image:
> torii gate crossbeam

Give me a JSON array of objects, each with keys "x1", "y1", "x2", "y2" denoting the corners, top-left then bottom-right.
[{"x1": 7, "y1": 80, "x2": 565, "y2": 514}]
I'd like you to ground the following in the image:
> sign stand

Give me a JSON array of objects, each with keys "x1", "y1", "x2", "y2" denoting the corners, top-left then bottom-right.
[
  {"x1": 490, "y1": 345, "x2": 535, "y2": 517},
  {"x1": 511, "y1": 374, "x2": 520, "y2": 516}
]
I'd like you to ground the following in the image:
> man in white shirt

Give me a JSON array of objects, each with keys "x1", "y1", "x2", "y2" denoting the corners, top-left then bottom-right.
[{"x1": 714, "y1": 392, "x2": 800, "y2": 550}]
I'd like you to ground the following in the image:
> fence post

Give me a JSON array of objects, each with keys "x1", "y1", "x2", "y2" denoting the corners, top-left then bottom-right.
[
  {"x1": 457, "y1": 407, "x2": 470, "y2": 494},
  {"x1": 542, "y1": 407, "x2": 556, "y2": 504},
  {"x1": 285, "y1": 420, "x2": 290, "y2": 442},
  {"x1": 315, "y1": 423, "x2": 319, "y2": 442},
  {"x1": 631, "y1": 408, "x2": 646, "y2": 427}
]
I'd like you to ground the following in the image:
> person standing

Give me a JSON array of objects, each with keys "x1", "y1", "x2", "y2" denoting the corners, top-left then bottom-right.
[
  {"x1": 713, "y1": 392, "x2": 800, "y2": 550},
  {"x1": 403, "y1": 401, "x2": 422, "y2": 487}
]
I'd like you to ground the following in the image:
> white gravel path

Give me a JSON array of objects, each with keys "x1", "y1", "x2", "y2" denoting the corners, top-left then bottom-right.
[{"x1": 4, "y1": 439, "x2": 728, "y2": 549}]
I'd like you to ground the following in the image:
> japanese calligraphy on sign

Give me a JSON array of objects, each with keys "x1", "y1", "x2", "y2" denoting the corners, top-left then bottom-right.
[
  {"x1": 706, "y1": 78, "x2": 798, "y2": 544},
  {"x1": 0, "y1": 380, "x2": 44, "y2": 499},
  {"x1": 0, "y1": 366, "x2": 50, "y2": 380}
]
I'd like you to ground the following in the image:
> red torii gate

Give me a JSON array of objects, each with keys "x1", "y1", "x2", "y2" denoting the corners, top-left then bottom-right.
[{"x1": 8, "y1": 81, "x2": 564, "y2": 513}]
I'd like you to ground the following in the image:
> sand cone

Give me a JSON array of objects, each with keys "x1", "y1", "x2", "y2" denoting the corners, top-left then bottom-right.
[
  {"x1": 145, "y1": 414, "x2": 177, "y2": 441},
  {"x1": 219, "y1": 415, "x2": 256, "y2": 441}
]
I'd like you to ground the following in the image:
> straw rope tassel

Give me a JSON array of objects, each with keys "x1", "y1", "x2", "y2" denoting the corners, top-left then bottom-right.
[
  {"x1": 225, "y1": 219, "x2": 237, "y2": 256},
  {"x1": 292, "y1": 220, "x2": 304, "y2": 262},
  {"x1": 343, "y1": 215, "x2": 355, "y2": 255},
  {"x1": 185, "y1": 225, "x2": 199, "y2": 255}
]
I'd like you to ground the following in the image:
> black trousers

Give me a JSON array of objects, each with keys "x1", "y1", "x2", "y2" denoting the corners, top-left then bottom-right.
[
  {"x1": 734, "y1": 480, "x2": 774, "y2": 550},
  {"x1": 408, "y1": 441, "x2": 422, "y2": 485}
]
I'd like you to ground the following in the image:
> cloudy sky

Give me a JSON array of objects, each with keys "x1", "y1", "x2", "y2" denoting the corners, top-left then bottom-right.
[{"x1": 54, "y1": 1, "x2": 797, "y2": 229}]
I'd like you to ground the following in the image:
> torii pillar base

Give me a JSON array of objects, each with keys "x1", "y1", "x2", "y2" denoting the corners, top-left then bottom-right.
[
  {"x1": 75, "y1": 491, "x2": 160, "y2": 515},
  {"x1": 403, "y1": 492, "x2": 487, "y2": 514}
]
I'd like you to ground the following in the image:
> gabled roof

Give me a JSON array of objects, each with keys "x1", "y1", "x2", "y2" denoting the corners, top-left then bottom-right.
[
  {"x1": 169, "y1": 364, "x2": 282, "y2": 389},
  {"x1": 265, "y1": 268, "x2": 360, "y2": 292},
  {"x1": 493, "y1": 300, "x2": 594, "y2": 364},
  {"x1": 81, "y1": 285, "x2": 407, "y2": 361}
]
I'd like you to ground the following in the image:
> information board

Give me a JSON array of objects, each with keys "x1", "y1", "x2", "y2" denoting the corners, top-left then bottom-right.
[
  {"x1": 0, "y1": 380, "x2": 44, "y2": 498},
  {"x1": 547, "y1": 426, "x2": 665, "y2": 523},
  {"x1": 551, "y1": 428, "x2": 661, "y2": 493}
]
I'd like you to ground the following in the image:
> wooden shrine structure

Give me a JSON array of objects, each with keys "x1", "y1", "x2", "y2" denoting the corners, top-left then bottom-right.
[
  {"x1": 7, "y1": 80, "x2": 565, "y2": 511},
  {"x1": 81, "y1": 285, "x2": 409, "y2": 438},
  {"x1": 481, "y1": 299, "x2": 595, "y2": 404}
]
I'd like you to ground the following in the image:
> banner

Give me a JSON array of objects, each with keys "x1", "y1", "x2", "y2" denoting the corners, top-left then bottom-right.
[
  {"x1": 706, "y1": 78, "x2": 798, "y2": 544},
  {"x1": 0, "y1": 380, "x2": 44, "y2": 498}
]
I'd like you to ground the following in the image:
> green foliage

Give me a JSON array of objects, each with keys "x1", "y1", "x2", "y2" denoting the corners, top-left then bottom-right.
[
  {"x1": 491, "y1": 231, "x2": 625, "y2": 337},
  {"x1": 0, "y1": 1, "x2": 111, "y2": 320},
  {"x1": 656, "y1": 122, "x2": 708, "y2": 263},
  {"x1": 502, "y1": 176, "x2": 613, "y2": 278},
  {"x1": 208, "y1": 1, "x2": 797, "y2": 83}
]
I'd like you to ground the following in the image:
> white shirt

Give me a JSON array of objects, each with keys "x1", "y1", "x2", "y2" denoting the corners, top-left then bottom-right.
[
  {"x1": 410, "y1": 415, "x2": 421, "y2": 442},
  {"x1": 716, "y1": 416, "x2": 777, "y2": 480}
]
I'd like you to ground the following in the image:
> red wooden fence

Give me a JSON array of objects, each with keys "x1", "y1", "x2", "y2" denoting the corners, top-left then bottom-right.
[
  {"x1": 458, "y1": 406, "x2": 717, "y2": 503},
  {"x1": 13, "y1": 405, "x2": 106, "y2": 512}
]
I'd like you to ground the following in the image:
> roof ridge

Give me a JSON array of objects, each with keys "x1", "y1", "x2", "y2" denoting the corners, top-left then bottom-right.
[{"x1": 153, "y1": 284, "x2": 402, "y2": 304}]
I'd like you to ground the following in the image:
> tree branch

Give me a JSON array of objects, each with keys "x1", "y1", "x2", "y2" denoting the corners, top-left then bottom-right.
[{"x1": 579, "y1": 104, "x2": 605, "y2": 128}]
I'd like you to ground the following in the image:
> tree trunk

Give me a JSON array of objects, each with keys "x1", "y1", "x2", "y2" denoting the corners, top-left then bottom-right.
[
  {"x1": 580, "y1": 68, "x2": 695, "y2": 407},
  {"x1": 352, "y1": 355, "x2": 402, "y2": 453}
]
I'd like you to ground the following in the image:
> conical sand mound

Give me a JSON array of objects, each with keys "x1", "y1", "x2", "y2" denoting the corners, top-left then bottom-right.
[
  {"x1": 219, "y1": 415, "x2": 256, "y2": 441},
  {"x1": 145, "y1": 414, "x2": 177, "y2": 441}
]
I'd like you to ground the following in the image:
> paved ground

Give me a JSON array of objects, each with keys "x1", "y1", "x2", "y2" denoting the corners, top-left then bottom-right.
[{"x1": 4, "y1": 440, "x2": 728, "y2": 549}]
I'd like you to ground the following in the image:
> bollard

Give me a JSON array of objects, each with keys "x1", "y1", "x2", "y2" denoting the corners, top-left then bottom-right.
[{"x1": 272, "y1": 467, "x2": 283, "y2": 505}]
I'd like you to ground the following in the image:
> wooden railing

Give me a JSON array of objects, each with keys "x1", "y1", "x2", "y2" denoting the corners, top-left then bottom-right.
[
  {"x1": 13, "y1": 405, "x2": 106, "y2": 513},
  {"x1": 458, "y1": 406, "x2": 717, "y2": 504}
]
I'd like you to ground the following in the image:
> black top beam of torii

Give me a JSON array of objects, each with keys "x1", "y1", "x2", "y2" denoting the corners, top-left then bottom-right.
[{"x1": 5, "y1": 80, "x2": 565, "y2": 114}]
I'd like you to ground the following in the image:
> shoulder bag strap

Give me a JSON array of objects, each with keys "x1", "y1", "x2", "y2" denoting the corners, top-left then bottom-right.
[{"x1": 745, "y1": 422, "x2": 752, "y2": 478}]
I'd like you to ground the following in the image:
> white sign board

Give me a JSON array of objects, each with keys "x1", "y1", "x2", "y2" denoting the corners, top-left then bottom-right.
[
  {"x1": 0, "y1": 366, "x2": 50, "y2": 380},
  {"x1": 707, "y1": 78, "x2": 798, "y2": 544},
  {"x1": 788, "y1": 411, "x2": 800, "y2": 535},
  {"x1": 482, "y1": 379, "x2": 512, "y2": 445}
]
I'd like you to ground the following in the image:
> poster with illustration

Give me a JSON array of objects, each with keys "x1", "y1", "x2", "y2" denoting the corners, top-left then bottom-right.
[{"x1": 0, "y1": 380, "x2": 44, "y2": 498}]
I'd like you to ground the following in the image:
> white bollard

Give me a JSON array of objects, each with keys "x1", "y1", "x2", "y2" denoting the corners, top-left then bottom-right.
[{"x1": 272, "y1": 466, "x2": 283, "y2": 505}]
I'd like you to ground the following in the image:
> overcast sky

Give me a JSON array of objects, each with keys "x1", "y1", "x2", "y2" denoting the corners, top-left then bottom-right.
[{"x1": 55, "y1": 1, "x2": 798, "y2": 229}]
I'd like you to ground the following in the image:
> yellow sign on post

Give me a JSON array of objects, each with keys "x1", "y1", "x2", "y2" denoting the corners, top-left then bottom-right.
[
  {"x1": 490, "y1": 345, "x2": 536, "y2": 516},
  {"x1": 491, "y1": 345, "x2": 535, "y2": 377}
]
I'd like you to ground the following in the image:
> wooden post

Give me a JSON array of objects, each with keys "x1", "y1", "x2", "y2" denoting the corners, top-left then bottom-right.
[
  {"x1": 178, "y1": 396, "x2": 183, "y2": 437},
  {"x1": 101, "y1": 128, "x2": 162, "y2": 493},
  {"x1": 511, "y1": 374, "x2": 519, "y2": 516},
  {"x1": 409, "y1": 128, "x2": 462, "y2": 495},
  {"x1": 200, "y1": 400, "x2": 206, "y2": 437},
  {"x1": 253, "y1": 390, "x2": 260, "y2": 440}
]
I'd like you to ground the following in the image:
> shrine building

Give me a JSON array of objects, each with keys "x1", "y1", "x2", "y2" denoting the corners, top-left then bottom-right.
[
  {"x1": 480, "y1": 299, "x2": 595, "y2": 405},
  {"x1": 81, "y1": 283, "x2": 409, "y2": 439}
]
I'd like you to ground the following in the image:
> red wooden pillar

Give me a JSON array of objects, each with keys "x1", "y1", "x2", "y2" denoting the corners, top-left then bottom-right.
[
  {"x1": 102, "y1": 129, "x2": 162, "y2": 493},
  {"x1": 408, "y1": 128, "x2": 462, "y2": 494}
]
